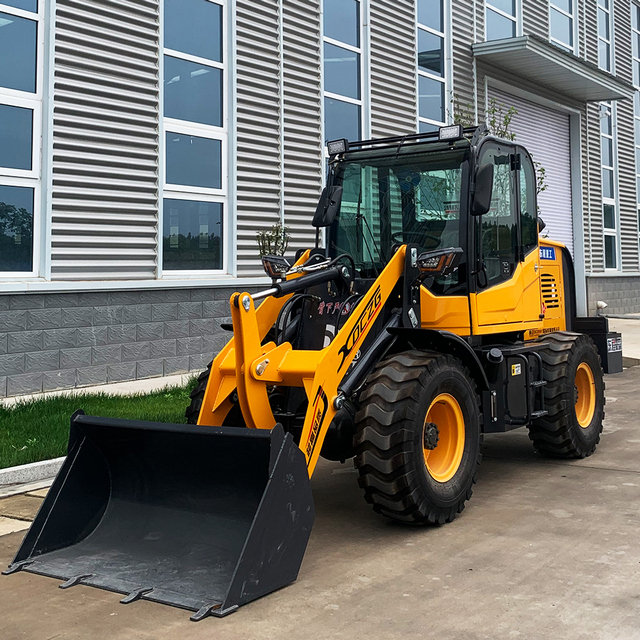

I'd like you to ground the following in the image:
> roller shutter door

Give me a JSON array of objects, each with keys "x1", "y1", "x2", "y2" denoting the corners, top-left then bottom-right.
[{"x1": 489, "y1": 88, "x2": 574, "y2": 254}]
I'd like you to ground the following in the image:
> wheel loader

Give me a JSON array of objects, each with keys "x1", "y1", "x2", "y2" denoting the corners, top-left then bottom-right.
[{"x1": 4, "y1": 125, "x2": 621, "y2": 620}]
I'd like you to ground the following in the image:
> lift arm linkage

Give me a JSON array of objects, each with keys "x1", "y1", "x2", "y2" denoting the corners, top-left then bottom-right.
[{"x1": 197, "y1": 247, "x2": 407, "y2": 476}]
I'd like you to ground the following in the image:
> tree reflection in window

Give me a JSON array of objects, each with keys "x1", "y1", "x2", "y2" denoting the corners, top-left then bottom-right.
[{"x1": 0, "y1": 186, "x2": 33, "y2": 271}]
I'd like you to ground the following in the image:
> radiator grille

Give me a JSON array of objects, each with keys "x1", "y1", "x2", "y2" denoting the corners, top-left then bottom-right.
[{"x1": 541, "y1": 274, "x2": 561, "y2": 309}]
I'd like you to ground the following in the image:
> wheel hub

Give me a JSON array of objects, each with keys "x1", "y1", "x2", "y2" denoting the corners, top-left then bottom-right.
[
  {"x1": 423, "y1": 393, "x2": 465, "y2": 483},
  {"x1": 423, "y1": 422, "x2": 440, "y2": 450}
]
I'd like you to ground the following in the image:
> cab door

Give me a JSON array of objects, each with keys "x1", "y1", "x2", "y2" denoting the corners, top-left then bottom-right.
[
  {"x1": 474, "y1": 142, "x2": 523, "y2": 326},
  {"x1": 518, "y1": 147, "x2": 543, "y2": 324}
]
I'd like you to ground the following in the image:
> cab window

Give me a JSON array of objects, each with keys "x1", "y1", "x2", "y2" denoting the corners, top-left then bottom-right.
[
  {"x1": 519, "y1": 151, "x2": 538, "y2": 255},
  {"x1": 478, "y1": 146, "x2": 517, "y2": 287}
]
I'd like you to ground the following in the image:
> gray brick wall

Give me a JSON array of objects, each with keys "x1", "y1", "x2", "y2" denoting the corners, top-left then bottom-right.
[
  {"x1": 0, "y1": 288, "x2": 250, "y2": 397},
  {"x1": 586, "y1": 276, "x2": 640, "y2": 315}
]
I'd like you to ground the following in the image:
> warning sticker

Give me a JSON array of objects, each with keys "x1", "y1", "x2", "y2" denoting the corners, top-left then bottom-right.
[{"x1": 511, "y1": 363, "x2": 522, "y2": 376}]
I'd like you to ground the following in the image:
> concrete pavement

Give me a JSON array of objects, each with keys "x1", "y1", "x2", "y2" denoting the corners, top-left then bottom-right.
[
  {"x1": 1, "y1": 367, "x2": 640, "y2": 640},
  {"x1": 608, "y1": 316, "x2": 640, "y2": 364}
]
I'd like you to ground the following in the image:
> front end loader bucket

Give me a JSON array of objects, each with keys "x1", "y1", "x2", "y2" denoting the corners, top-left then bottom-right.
[{"x1": 4, "y1": 412, "x2": 315, "y2": 620}]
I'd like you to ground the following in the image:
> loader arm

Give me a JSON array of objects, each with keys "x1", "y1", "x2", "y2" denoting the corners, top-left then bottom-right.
[
  {"x1": 196, "y1": 250, "x2": 311, "y2": 426},
  {"x1": 198, "y1": 246, "x2": 408, "y2": 476}
]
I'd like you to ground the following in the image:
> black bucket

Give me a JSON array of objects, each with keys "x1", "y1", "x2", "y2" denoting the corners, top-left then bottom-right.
[{"x1": 4, "y1": 412, "x2": 315, "y2": 620}]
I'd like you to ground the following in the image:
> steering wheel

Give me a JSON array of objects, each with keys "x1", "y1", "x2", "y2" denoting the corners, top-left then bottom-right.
[{"x1": 391, "y1": 231, "x2": 440, "y2": 249}]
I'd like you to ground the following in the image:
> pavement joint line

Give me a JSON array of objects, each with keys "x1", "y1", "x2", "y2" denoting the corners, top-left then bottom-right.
[
  {"x1": 483, "y1": 455, "x2": 640, "y2": 475},
  {"x1": 0, "y1": 515, "x2": 34, "y2": 523}
]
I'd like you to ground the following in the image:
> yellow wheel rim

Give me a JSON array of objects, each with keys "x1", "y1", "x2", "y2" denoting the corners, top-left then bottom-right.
[
  {"x1": 575, "y1": 362, "x2": 596, "y2": 428},
  {"x1": 423, "y1": 393, "x2": 465, "y2": 483}
]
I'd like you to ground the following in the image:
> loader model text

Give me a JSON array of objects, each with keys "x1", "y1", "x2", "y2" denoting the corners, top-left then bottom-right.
[
  {"x1": 306, "y1": 387, "x2": 329, "y2": 460},
  {"x1": 337, "y1": 286, "x2": 382, "y2": 372}
]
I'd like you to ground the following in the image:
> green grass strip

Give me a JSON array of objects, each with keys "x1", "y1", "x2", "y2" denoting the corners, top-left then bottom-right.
[{"x1": 0, "y1": 378, "x2": 198, "y2": 470}]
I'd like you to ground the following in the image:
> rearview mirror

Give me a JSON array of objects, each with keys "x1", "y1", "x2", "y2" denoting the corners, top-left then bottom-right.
[
  {"x1": 312, "y1": 185, "x2": 343, "y2": 228},
  {"x1": 471, "y1": 163, "x2": 494, "y2": 216}
]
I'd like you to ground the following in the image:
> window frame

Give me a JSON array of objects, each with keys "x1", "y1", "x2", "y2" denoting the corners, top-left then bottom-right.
[
  {"x1": 600, "y1": 101, "x2": 620, "y2": 271},
  {"x1": 159, "y1": 0, "x2": 229, "y2": 278},
  {"x1": 322, "y1": 0, "x2": 365, "y2": 144},
  {"x1": 597, "y1": 0, "x2": 613, "y2": 73},
  {"x1": 485, "y1": 0, "x2": 520, "y2": 42},
  {"x1": 549, "y1": 0, "x2": 578, "y2": 54},
  {"x1": 0, "y1": 0, "x2": 44, "y2": 279},
  {"x1": 416, "y1": 0, "x2": 450, "y2": 132}
]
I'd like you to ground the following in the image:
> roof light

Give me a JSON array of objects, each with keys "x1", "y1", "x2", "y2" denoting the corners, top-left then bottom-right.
[
  {"x1": 438, "y1": 125, "x2": 464, "y2": 142},
  {"x1": 327, "y1": 138, "x2": 349, "y2": 155}
]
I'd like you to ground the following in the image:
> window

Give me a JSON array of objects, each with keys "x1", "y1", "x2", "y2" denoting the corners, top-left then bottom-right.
[
  {"x1": 323, "y1": 0, "x2": 363, "y2": 143},
  {"x1": 520, "y1": 154, "x2": 538, "y2": 255},
  {"x1": 162, "y1": 0, "x2": 226, "y2": 273},
  {"x1": 0, "y1": 0, "x2": 42, "y2": 276},
  {"x1": 417, "y1": 0, "x2": 448, "y2": 132},
  {"x1": 549, "y1": 0, "x2": 576, "y2": 52},
  {"x1": 479, "y1": 146, "x2": 518, "y2": 286},
  {"x1": 330, "y1": 149, "x2": 468, "y2": 294},
  {"x1": 600, "y1": 102, "x2": 618, "y2": 270},
  {"x1": 485, "y1": 0, "x2": 517, "y2": 41},
  {"x1": 598, "y1": 0, "x2": 612, "y2": 72}
]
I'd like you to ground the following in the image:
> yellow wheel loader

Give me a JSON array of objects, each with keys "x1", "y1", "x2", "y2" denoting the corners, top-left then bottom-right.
[{"x1": 4, "y1": 125, "x2": 622, "y2": 619}]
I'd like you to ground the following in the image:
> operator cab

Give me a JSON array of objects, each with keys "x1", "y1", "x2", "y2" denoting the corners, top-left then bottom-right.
[
  {"x1": 322, "y1": 126, "x2": 543, "y2": 330},
  {"x1": 327, "y1": 134, "x2": 470, "y2": 296}
]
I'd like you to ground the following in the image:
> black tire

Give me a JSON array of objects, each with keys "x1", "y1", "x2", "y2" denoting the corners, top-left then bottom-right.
[
  {"x1": 353, "y1": 350, "x2": 482, "y2": 525},
  {"x1": 528, "y1": 332, "x2": 605, "y2": 458},
  {"x1": 185, "y1": 363, "x2": 212, "y2": 424}
]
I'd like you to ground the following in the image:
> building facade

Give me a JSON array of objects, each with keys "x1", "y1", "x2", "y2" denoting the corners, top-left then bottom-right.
[{"x1": 0, "y1": 0, "x2": 636, "y2": 397}]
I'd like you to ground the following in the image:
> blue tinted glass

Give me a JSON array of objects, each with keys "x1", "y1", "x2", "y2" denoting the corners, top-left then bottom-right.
[
  {"x1": 553, "y1": 0, "x2": 572, "y2": 13},
  {"x1": 1, "y1": 0, "x2": 37, "y2": 12},
  {"x1": 165, "y1": 0, "x2": 222, "y2": 61},
  {"x1": 419, "y1": 121, "x2": 439, "y2": 133},
  {"x1": 324, "y1": 43, "x2": 360, "y2": 100},
  {"x1": 603, "y1": 204, "x2": 615, "y2": 229},
  {"x1": 325, "y1": 98, "x2": 361, "y2": 142},
  {"x1": 166, "y1": 133, "x2": 222, "y2": 189},
  {"x1": 0, "y1": 184, "x2": 34, "y2": 272},
  {"x1": 601, "y1": 137, "x2": 613, "y2": 167},
  {"x1": 604, "y1": 234, "x2": 616, "y2": 269},
  {"x1": 417, "y1": 0, "x2": 443, "y2": 32},
  {"x1": 0, "y1": 12, "x2": 37, "y2": 92},
  {"x1": 163, "y1": 199, "x2": 223, "y2": 270},
  {"x1": 419, "y1": 75, "x2": 444, "y2": 122},
  {"x1": 324, "y1": 0, "x2": 359, "y2": 47},
  {"x1": 0, "y1": 104, "x2": 32, "y2": 170},
  {"x1": 550, "y1": 8, "x2": 573, "y2": 47},
  {"x1": 486, "y1": 8, "x2": 515, "y2": 40},
  {"x1": 164, "y1": 56, "x2": 222, "y2": 126},
  {"x1": 602, "y1": 168, "x2": 614, "y2": 199},
  {"x1": 489, "y1": 0, "x2": 516, "y2": 16},
  {"x1": 418, "y1": 29, "x2": 444, "y2": 77}
]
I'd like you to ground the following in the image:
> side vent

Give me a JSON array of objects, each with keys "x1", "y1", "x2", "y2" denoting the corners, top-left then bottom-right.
[{"x1": 541, "y1": 274, "x2": 561, "y2": 309}]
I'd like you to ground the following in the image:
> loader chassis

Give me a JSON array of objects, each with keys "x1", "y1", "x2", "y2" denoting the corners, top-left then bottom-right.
[
  {"x1": 195, "y1": 131, "x2": 610, "y2": 462},
  {"x1": 6, "y1": 127, "x2": 614, "y2": 619}
]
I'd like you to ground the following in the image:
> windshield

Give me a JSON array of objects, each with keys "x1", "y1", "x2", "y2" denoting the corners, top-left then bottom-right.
[{"x1": 329, "y1": 149, "x2": 468, "y2": 289}]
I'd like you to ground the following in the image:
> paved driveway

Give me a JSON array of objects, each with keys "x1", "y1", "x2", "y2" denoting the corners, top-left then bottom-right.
[{"x1": 1, "y1": 367, "x2": 640, "y2": 640}]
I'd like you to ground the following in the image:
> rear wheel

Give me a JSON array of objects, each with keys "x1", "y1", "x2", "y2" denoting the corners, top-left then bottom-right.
[
  {"x1": 354, "y1": 350, "x2": 482, "y2": 524},
  {"x1": 528, "y1": 332, "x2": 605, "y2": 458}
]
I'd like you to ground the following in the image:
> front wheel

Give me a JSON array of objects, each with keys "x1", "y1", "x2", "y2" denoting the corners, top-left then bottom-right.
[{"x1": 353, "y1": 351, "x2": 482, "y2": 524}]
